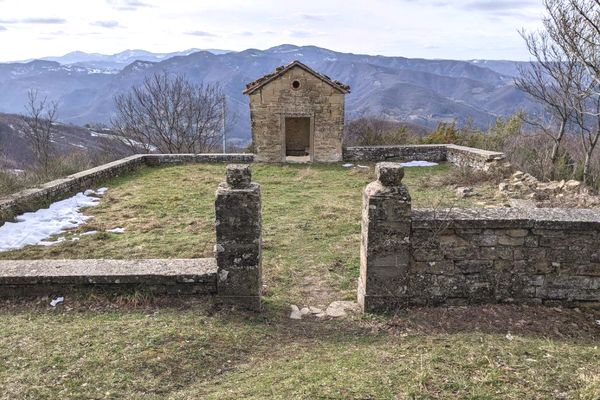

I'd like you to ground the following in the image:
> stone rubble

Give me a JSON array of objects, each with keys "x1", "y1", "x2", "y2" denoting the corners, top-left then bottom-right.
[
  {"x1": 498, "y1": 171, "x2": 600, "y2": 208},
  {"x1": 288, "y1": 302, "x2": 358, "y2": 320},
  {"x1": 325, "y1": 301, "x2": 360, "y2": 318},
  {"x1": 289, "y1": 305, "x2": 302, "y2": 320}
]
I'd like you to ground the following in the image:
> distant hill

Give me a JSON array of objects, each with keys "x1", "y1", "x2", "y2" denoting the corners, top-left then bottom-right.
[
  {"x1": 0, "y1": 44, "x2": 539, "y2": 145},
  {"x1": 0, "y1": 112, "x2": 127, "y2": 169},
  {"x1": 16, "y1": 48, "x2": 233, "y2": 71}
]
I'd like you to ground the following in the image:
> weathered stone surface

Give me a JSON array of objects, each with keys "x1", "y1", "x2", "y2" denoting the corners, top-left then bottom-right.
[
  {"x1": 0, "y1": 259, "x2": 217, "y2": 296},
  {"x1": 246, "y1": 62, "x2": 347, "y2": 162},
  {"x1": 360, "y1": 179, "x2": 600, "y2": 312},
  {"x1": 215, "y1": 164, "x2": 262, "y2": 310},
  {"x1": 343, "y1": 144, "x2": 507, "y2": 173},
  {"x1": 325, "y1": 301, "x2": 360, "y2": 318},
  {"x1": 376, "y1": 162, "x2": 405, "y2": 186},
  {"x1": 358, "y1": 163, "x2": 412, "y2": 311},
  {"x1": 144, "y1": 153, "x2": 254, "y2": 166},
  {"x1": 344, "y1": 145, "x2": 447, "y2": 163},
  {"x1": 445, "y1": 144, "x2": 507, "y2": 172},
  {"x1": 226, "y1": 164, "x2": 252, "y2": 188}
]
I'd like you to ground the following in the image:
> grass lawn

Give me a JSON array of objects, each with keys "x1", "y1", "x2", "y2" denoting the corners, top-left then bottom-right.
[{"x1": 0, "y1": 162, "x2": 598, "y2": 399}]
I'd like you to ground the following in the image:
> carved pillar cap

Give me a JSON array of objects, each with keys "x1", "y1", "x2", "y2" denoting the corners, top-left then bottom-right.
[
  {"x1": 226, "y1": 164, "x2": 252, "y2": 188},
  {"x1": 376, "y1": 162, "x2": 404, "y2": 186}
]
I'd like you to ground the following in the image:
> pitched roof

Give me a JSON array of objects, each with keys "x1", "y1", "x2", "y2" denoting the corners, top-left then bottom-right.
[{"x1": 243, "y1": 60, "x2": 351, "y2": 95}]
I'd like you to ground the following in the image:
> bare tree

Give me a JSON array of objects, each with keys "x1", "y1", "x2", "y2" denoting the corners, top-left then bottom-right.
[
  {"x1": 20, "y1": 90, "x2": 58, "y2": 172},
  {"x1": 543, "y1": 0, "x2": 600, "y2": 184},
  {"x1": 516, "y1": 29, "x2": 584, "y2": 171},
  {"x1": 547, "y1": 0, "x2": 600, "y2": 90},
  {"x1": 571, "y1": 77, "x2": 600, "y2": 184},
  {"x1": 111, "y1": 73, "x2": 225, "y2": 154}
]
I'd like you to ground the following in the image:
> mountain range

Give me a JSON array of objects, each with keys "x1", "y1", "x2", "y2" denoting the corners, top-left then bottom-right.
[{"x1": 0, "y1": 44, "x2": 537, "y2": 145}]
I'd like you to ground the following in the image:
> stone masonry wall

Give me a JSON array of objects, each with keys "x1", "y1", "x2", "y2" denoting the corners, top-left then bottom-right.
[
  {"x1": 248, "y1": 66, "x2": 345, "y2": 162},
  {"x1": 0, "y1": 259, "x2": 217, "y2": 297},
  {"x1": 358, "y1": 162, "x2": 600, "y2": 312},
  {"x1": 411, "y1": 208, "x2": 600, "y2": 307},
  {"x1": 445, "y1": 144, "x2": 506, "y2": 172},
  {"x1": 343, "y1": 144, "x2": 506, "y2": 171},
  {"x1": 215, "y1": 164, "x2": 262, "y2": 310},
  {"x1": 343, "y1": 145, "x2": 447, "y2": 163}
]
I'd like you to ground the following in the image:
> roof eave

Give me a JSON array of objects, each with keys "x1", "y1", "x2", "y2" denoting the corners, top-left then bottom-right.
[{"x1": 243, "y1": 60, "x2": 350, "y2": 95}]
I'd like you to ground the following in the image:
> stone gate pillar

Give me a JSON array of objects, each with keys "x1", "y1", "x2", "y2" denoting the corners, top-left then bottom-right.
[
  {"x1": 215, "y1": 164, "x2": 262, "y2": 310},
  {"x1": 357, "y1": 162, "x2": 412, "y2": 313}
]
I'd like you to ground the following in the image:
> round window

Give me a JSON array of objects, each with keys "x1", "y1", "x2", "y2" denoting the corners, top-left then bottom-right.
[{"x1": 292, "y1": 80, "x2": 301, "y2": 89}]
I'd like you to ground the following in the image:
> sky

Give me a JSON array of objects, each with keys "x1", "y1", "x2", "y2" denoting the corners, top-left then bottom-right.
[{"x1": 0, "y1": 0, "x2": 545, "y2": 62}]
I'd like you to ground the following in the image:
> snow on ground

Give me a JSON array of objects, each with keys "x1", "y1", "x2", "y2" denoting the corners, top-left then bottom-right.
[
  {"x1": 0, "y1": 188, "x2": 108, "y2": 252},
  {"x1": 343, "y1": 161, "x2": 438, "y2": 169},
  {"x1": 400, "y1": 161, "x2": 438, "y2": 167}
]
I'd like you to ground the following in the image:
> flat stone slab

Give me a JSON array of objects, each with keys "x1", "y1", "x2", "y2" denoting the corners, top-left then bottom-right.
[
  {"x1": 0, "y1": 258, "x2": 217, "y2": 286},
  {"x1": 413, "y1": 207, "x2": 600, "y2": 230}
]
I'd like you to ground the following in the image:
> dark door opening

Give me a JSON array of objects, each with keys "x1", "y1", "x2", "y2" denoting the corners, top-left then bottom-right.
[{"x1": 285, "y1": 117, "x2": 310, "y2": 161}]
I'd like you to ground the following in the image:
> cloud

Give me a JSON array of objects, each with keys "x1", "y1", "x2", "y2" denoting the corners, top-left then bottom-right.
[
  {"x1": 301, "y1": 13, "x2": 330, "y2": 21},
  {"x1": 0, "y1": 26, "x2": 5, "y2": 31},
  {"x1": 185, "y1": 30, "x2": 217, "y2": 37},
  {"x1": 91, "y1": 20, "x2": 121, "y2": 28},
  {"x1": 106, "y1": 0, "x2": 153, "y2": 11},
  {"x1": 284, "y1": 30, "x2": 313, "y2": 38},
  {"x1": 0, "y1": 18, "x2": 66, "y2": 24},
  {"x1": 238, "y1": 31, "x2": 254, "y2": 37},
  {"x1": 460, "y1": 0, "x2": 538, "y2": 16}
]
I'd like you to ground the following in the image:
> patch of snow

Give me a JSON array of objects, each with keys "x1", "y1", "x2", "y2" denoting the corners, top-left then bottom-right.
[
  {"x1": 0, "y1": 190, "x2": 106, "y2": 252},
  {"x1": 107, "y1": 227, "x2": 125, "y2": 234},
  {"x1": 400, "y1": 160, "x2": 438, "y2": 167},
  {"x1": 357, "y1": 165, "x2": 369, "y2": 169},
  {"x1": 82, "y1": 230, "x2": 98, "y2": 236},
  {"x1": 342, "y1": 163, "x2": 354, "y2": 168},
  {"x1": 38, "y1": 237, "x2": 66, "y2": 246}
]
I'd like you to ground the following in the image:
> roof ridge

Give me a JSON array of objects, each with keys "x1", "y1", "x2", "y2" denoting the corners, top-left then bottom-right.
[{"x1": 243, "y1": 60, "x2": 350, "y2": 95}]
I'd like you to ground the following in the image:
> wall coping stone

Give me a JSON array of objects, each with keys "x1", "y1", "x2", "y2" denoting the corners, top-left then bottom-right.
[
  {"x1": 0, "y1": 258, "x2": 217, "y2": 285},
  {"x1": 412, "y1": 207, "x2": 600, "y2": 230},
  {"x1": 445, "y1": 144, "x2": 505, "y2": 161},
  {"x1": 0, "y1": 153, "x2": 256, "y2": 226}
]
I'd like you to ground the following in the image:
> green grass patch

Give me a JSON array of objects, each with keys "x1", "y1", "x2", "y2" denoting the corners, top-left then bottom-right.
[{"x1": 1, "y1": 162, "x2": 596, "y2": 399}]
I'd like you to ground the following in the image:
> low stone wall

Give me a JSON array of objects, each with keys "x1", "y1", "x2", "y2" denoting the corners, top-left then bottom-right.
[
  {"x1": 0, "y1": 258, "x2": 217, "y2": 297},
  {"x1": 343, "y1": 145, "x2": 447, "y2": 163},
  {"x1": 0, "y1": 153, "x2": 254, "y2": 226},
  {"x1": 343, "y1": 144, "x2": 506, "y2": 171},
  {"x1": 446, "y1": 144, "x2": 506, "y2": 171},
  {"x1": 144, "y1": 153, "x2": 254, "y2": 166},
  {"x1": 0, "y1": 155, "x2": 146, "y2": 225},
  {"x1": 358, "y1": 163, "x2": 600, "y2": 312},
  {"x1": 0, "y1": 164, "x2": 263, "y2": 310}
]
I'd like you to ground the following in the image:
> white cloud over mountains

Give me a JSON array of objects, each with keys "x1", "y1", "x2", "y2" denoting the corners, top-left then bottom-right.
[{"x1": 0, "y1": 0, "x2": 544, "y2": 62}]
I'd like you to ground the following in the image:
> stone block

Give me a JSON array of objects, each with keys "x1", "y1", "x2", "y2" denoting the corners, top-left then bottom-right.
[
  {"x1": 226, "y1": 164, "x2": 252, "y2": 188},
  {"x1": 376, "y1": 162, "x2": 405, "y2": 186}
]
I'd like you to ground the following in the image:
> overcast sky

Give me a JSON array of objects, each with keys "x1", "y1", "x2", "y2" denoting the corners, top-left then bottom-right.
[{"x1": 0, "y1": 0, "x2": 545, "y2": 62}]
